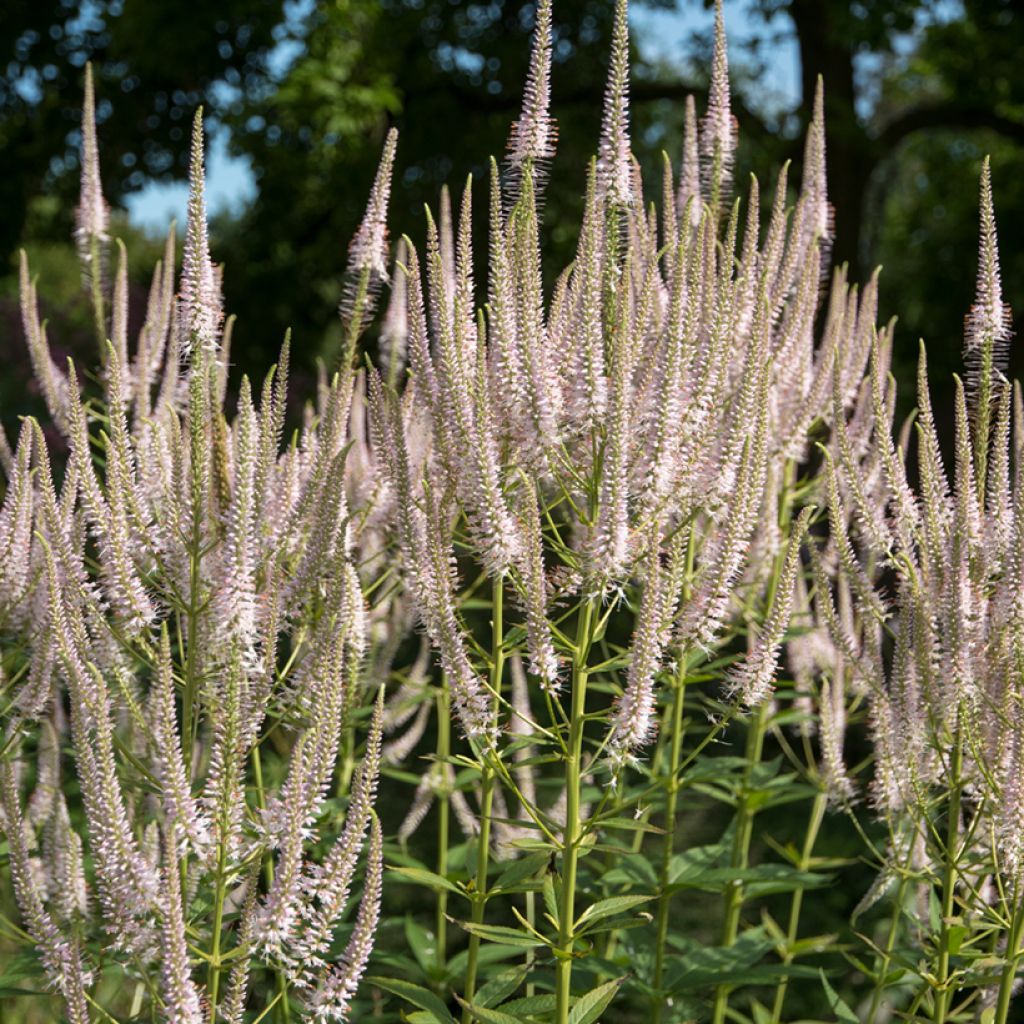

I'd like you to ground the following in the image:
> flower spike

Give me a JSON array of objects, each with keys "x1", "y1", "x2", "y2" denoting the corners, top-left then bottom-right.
[
  {"x1": 597, "y1": 0, "x2": 634, "y2": 207},
  {"x1": 700, "y1": 0, "x2": 737, "y2": 210},
  {"x1": 507, "y1": 0, "x2": 557, "y2": 174},
  {"x1": 179, "y1": 110, "x2": 222, "y2": 359},
  {"x1": 75, "y1": 63, "x2": 109, "y2": 270},
  {"x1": 347, "y1": 127, "x2": 399, "y2": 284}
]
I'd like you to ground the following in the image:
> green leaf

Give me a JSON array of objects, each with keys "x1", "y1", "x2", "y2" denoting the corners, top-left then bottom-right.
[
  {"x1": 473, "y1": 964, "x2": 529, "y2": 1009},
  {"x1": 457, "y1": 922, "x2": 546, "y2": 949},
  {"x1": 496, "y1": 994, "x2": 558, "y2": 1016},
  {"x1": 594, "y1": 816, "x2": 665, "y2": 834},
  {"x1": 405, "y1": 917, "x2": 439, "y2": 976},
  {"x1": 543, "y1": 872, "x2": 560, "y2": 923},
  {"x1": 820, "y1": 970, "x2": 859, "y2": 1024},
  {"x1": 455, "y1": 998, "x2": 523, "y2": 1024},
  {"x1": 601, "y1": 852, "x2": 658, "y2": 888},
  {"x1": 667, "y1": 861, "x2": 830, "y2": 896},
  {"x1": 446, "y1": 943, "x2": 524, "y2": 980},
  {"x1": 669, "y1": 927, "x2": 775, "y2": 990},
  {"x1": 365, "y1": 976, "x2": 456, "y2": 1023},
  {"x1": 947, "y1": 923, "x2": 968, "y2": 956},
  {"x1": 667, "y1": 843, "x2": 729, "y2": 883},
  {"x1": 389, "y1": 865, "x2": 464, "y2": 895},
  {"x1": 568, "y1": 977, "x2": 625, "y2": 1024},
  {"x1": 493, "y1": 852, "x2": 550, "y2": 891},
  {"x1": 576, "y1": 895, "x2": 654, "y2": 930},
  {"x1": 673, "y1": 963, "x2": 823, "y2": 990}
]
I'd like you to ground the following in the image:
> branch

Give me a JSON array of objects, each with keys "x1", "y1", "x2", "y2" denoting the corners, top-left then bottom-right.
[{"x1": 877, "y1": 102, "x2": 1024, "y2": 150}]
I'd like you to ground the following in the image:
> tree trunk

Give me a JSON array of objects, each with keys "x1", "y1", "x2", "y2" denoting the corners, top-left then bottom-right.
[{"x1": 788, "y1": 0, "x2": 872, "y2": 279}]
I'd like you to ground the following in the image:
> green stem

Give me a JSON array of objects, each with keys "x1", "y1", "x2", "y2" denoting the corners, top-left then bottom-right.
[
  {"x1": 994, "y1": 885, "x2": 1024, "y2": 1024},
  {"x1": 436, "y1": 683, "x2": 451, "y2": 984},
  {"x1": 207, "y1": 844, "x2": 228, "y2": 1021},
  {"x1": 867, "y1": 877, "x2": 910, "y2": 1024},
  {"x1": 183, "y1": 360, "x2": 208, "y2": 768},
  {"x1": 555, "y1": 596, "x2": 596, "y2": 1024},
  {"x1": 252, "y1": 746, "x2": 291, "y2": 1022},
  {"x1": 88, "y1": 232, "x2": 106, "y2": 356},
  {"x1": 652, "y1": 654, "x2": 689, "y2": 1023},
  {"x1": 461, "y1": 578, "x2": 504, "y2": 1020},
  {"x1": 770, "y1": 790, "x2": 827, "y2": 1024},
  {"x1": 712, "y1": 701, "x2": 769, "y2": 1024},
  {"x1": 525, "y1": 887, "x2": 537, "y2": 998},
  {"x1": 712, "y1": 464, "x2": 795, "y2": 1024},
  {"x1": 935, "y1": 726, "x2": 964, "y2": 1024}
]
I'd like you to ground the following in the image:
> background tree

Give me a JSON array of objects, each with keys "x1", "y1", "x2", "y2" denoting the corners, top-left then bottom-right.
[{"x1": 1, "y1": 0, "x2": 1022, "y2": 409}]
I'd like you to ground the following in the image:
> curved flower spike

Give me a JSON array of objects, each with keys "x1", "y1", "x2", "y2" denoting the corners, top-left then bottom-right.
[{"x1": 347, "y1": 128, "x2": 399, "y2": 284}]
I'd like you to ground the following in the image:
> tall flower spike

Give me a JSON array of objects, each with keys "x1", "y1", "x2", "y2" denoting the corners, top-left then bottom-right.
[
  {"x1": 607, "y1": 539, "x2": 667, "y2": 768},
  {"x1": 507, "y1": 0, "x2": 556, "y2": 174},
  {"x1": 596, "y1": 0, "x2": 634, "y2": 207},
  {"x1": 677, "y1": 94, "x2": 701, "y2": 228},
  {"x1": 180, "y1": 110, "x2": 221, "y2": 359},
  {"x1": 0, "y1": 764, "x2": 92, "y2": 1022},
  {"x1": 308, "y1": 814, "x2": 384, "y2": 1022},
  {"x1": 158, "y1": 830, "x2": 204, "y2": 1024},
  {"x1": 966, "y1": 156, "x2": 1013, "y2": 493},
  {"x1": 966, "y1": 156, "x2": 1012, "y2": 367},
  {"x1": 381, "y1": 237, "x2": 409, "y2": 385},
  {"x1": 727, "y1": 506, "x2": 813, "y2": 707},
  {"x1": 700, "y1": 0, "x2": 737, "y2": 210},
  {"x1": 75, "y1": 63, "x2": 109, "y2": 270},
  {"x1": 799, "y1": 77, "x2": 832, "y2": 267},
  {"x1": 347, "y1": 128, "x2": 399, "y2": 285}
]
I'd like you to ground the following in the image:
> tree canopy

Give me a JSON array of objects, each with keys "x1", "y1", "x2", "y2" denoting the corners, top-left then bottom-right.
[{"x1": 1, "y1": 0, "x2": 1021, "y2": 398}]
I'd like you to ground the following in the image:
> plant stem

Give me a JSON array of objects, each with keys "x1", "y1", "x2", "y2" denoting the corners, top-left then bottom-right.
[
  {"x1": 994, "y1": 884, "x2": 1024, "y2": 1024},
  {"x1": 525, "y1": 886, "x2": 537, "y2": 998},
  {"x1": 712, "y1": 465, "x2": 794, "y2": 1024},
  {"x1": 652, "y1": 654, "x2": 689, "y2": 1023},
  {"x1": 436, "y1": 682, "x2": 451, "y2": 984},
  {"x1": 712, "y1": 700, "x2": 769, "y2": 1024},
  {"x1": 461, "y1": 577, "x2": 504, "y2": 1020},
  {"x1": 88, "y1": 232, "x2": 106, "y2": 355},
  {"x1": 935, "y1": 725, "x2": 964, "y2": 1024},
  {"x1": 252, "y1": 745, "x2": 291, "y2": 1022},
  {"x1": 555, "y1": 595, "x2": 596, "y2": 1024},
  {"x1": 867, "y1": 877, "x2": 910, "y2": 1024},
  {"x1": 770, "y1": 789, "x2": 827, "y2": 1023},
  {"x1": 207, "y1": 843, "x2": 228, "y2": 1022}
]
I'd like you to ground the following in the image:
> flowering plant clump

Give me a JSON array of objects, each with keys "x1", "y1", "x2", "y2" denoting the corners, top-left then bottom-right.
[{"x1": 0, "y1": 1, "x2": 1021, "y2": 1022}]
